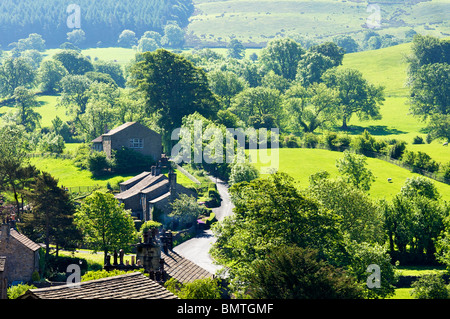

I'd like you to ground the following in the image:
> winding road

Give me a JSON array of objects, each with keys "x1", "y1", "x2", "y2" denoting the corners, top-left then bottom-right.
[{"x1": 173, "y1": 176, "x2": 234, "y2": 275}]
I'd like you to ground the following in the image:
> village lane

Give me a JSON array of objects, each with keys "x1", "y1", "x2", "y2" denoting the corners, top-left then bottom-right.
[{"x1": 172, "y1": 176, "x2": 234, "y2": 275}]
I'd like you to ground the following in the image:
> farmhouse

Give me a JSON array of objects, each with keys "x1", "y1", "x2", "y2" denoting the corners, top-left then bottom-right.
[
  {"x1": 0, "y1": 221, "x2": 41, "y2": 298},
  {"x1": 91, "y1": 121, "x2": 162, "y2": 162},
  {"x1": 115, "y1": 166, "x2": 197, "y2": 221}
]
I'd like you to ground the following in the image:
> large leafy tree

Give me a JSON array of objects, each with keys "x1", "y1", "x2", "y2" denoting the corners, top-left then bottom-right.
[
  {"x1": 129, "y1": 49, "x2": 220, "y2": 150},
  {"x1": 210, "y1": 172, "x2": 343, "y2": 292},
  {"x1": 260, "y1": 38, "x2": 305, "y2": 81},
  {"x1": 322, "y1": 67, "x2": 385, "y2": 129},
  {"x1": 52, "y1": 50, "x2": 94, "y2": 75},
  {"x1": 74, "y1": 191, "x2": 136, "y2": 264},
  {"x1": 0, "y1": 125, "x2": 35, "y2": 217},
  {"x1": 0, "y1": 57, "x2": 36, "y2": 97},
  {"x1": 13, "y1": 86, "x2": 42, "y2": 132},
  {"x1": 335, "y1": 150, "x2": 376, "y2": 192},
  {"x1": 283, "y1": 82, "x2": 340, "y2": 133}
]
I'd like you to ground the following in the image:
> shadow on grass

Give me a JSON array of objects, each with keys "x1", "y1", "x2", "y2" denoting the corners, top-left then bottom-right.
[{"x1": 337, "y1": 125, "x2": 408, "y2": 136}]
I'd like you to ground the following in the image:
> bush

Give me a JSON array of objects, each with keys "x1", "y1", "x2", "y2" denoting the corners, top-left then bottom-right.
[
  {"x1": 282, "y1": 134, "x2": 299, "y2": 148},
  {"x1": 7, "y1": 284, "x2": 36, "y2": 299},
  {"x1": 45, "y1": 254, "x2": 89, "y2": 280},
  {"x1": 402, "y1": 151, "x2": 439, "y2": 173},
  {"x1": 412, "y1": 135, "x2": 424, "y2": 144},
  {"x1": 411, "y1": 274, "x2": 449, "y2": 299},
  {"x1": 87, "y1": 151, "x2": 112, "y2": 176},
  {"x1": 164, "y1": 277, "x2": 222, "y2": 299},
  {"x1": 442, "y1": 162, "x2": 450, "y2": 180},
  {"x1": 302, "y1": 132, "x2": 319, "y2": 148},
  {"x1": 388, "y1": 140, "x2": 407, "y2": 159}
]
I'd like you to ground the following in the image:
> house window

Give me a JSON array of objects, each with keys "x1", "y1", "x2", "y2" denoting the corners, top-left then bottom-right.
[{"x1": 129, "y1": 138, "x2": 144, "y2": 149}]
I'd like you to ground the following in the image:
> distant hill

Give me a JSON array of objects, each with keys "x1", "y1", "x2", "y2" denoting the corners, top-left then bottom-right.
[
  {"x1": 0, "y1": 0, "x2": 194, "y2": 48},
  {"x1": 187, "y1": 0, "x2": 450, "y2": 48}
]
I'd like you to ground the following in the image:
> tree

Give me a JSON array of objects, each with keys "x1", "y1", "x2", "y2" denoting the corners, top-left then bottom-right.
[
  {"x1": 230, "y1": 86, "x2": 282, "y2": 127},
  {"x1": 333, "y1": 35, "x2": 359, "y2": 53},
  {"x1": 0, "y1": 126, "x2": 33, "y2": 217},
  {"x1": 227, "y1": 39, "x2": 245, "y2": 59},
  {"x1": 296, "y1": 51, "x2": 335, "y2": 87},
  {"x1": 15, "y1": 33, "x2": 46, "y2": 52},
  {"x1": 118, "y1": 30, "x2": 137, "y2": 48},
  {"x1": 141, "y1": 31, "x2": 162, "y2": 46},
  {"x1": 67, "y1": 29, "x2": 86, "y2": 46},
  {"x1": 161, "y1": 24, "x2": 185, "y2": 48},
  {"x1": 309, "y1": 42, "x2": 345, "y2": 67},
  {"x1": 308, "y1": 175, "x2": 384, "y2": 244},
  {"x1": 170, "y1": 194, "x2": 204, "y2": 229},
  {"x1": 13, "y1": 86, "x2": 42, "y2": 132},
  {"x1": 336, "y1": 150, "x2": 376, "y2": 191},
  {"x1": 408, "y1": 63, "x2": 449, "y2": 119},
  {"x1": 210, "y1": 172, "x2": 343, "y2": 293},
  {"x1": 283, "y1": 82, "x2": 340, "y2": 133},
  {"x1": 137, "y1": 37, "x2": 159, "y2": 53},
  {"x1": 53, "y1": 50, "x2": 94, "y2": 75},
  {"x1": 408, "y1": 34, "x2": 449, "y2": 75},
  {"x1": 247, "y1": 246, "x2": 364, "y2": 299},
  {"x1": 38, "y1": 59, "x2": 68, "y2": 94},
  {"x1": 129, "y1": 49, "x2": 220, "y2": 150},
  {"x1": 24, "y1": 171, "x2": 80, "y2": 259},
  {"x1": 322, "y1": 67, "x2": 385, "y2": 129},
  {"x1": 260, "y1": 38, "x2": 305, "y2": 80},
  {"x1": 0, "y1": 57, "x2": 36, "y2": 97},
  {"x1": 400, "y1": 176, "x2": 440, "y2": 201},
  {"x1": 229, "y1": 162, "x2": 259, "y2": 186},
  {"x1": 207, "y1": 69, "x2": 247, "y2": 107},
  {"x1": 426, "y1": 114, "x2": 450, "y2": 142},
  {"x1": 94, "y1": 60, "x2": 126, "y2": 88},
  {"x1": 74, "y1": 191, "x2": 136, "y2": 264},
  {"x1": 58, "y1": 74, "x2": 93, "y2": 130}
]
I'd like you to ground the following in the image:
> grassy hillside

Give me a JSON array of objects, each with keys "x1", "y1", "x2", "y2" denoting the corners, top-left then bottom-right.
[
  {"x1": 341, "y1": 41, "x2": 450, "y2": 164},
  {"x1": 188, "y1": 0, "x2": 450, "y2": 46},
  {"x1": 251, "y1": 148, "x2": 450, "y2": 201}
]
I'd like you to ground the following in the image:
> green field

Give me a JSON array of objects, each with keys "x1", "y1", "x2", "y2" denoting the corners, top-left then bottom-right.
[
  {"x1": 251, "y1": 148, "x2": 450, "y2": 201},
  {"x1": 188, "y1": 0, "x2": 450, "y2": 46}
]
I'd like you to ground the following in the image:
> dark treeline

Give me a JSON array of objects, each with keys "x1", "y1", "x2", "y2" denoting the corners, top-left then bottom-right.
[{"x1": 0, "y1": 0, "x2": 194, "y2": 48}]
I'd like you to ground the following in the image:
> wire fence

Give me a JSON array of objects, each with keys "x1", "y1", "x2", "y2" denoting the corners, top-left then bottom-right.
[{"x1": 311, "y1": 143, "x2": 450, "y2": 185}]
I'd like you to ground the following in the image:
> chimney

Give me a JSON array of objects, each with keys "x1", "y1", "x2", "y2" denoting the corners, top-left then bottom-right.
[
  {"x1": 169, "y1": 171, "x2": 176, "y2": 195},
  {"x1": 0, "y1": 224, "x2": 10, "y2": 241},
  {"x1": 151, "y1": 166, "x2": 156, "y2": 176}
]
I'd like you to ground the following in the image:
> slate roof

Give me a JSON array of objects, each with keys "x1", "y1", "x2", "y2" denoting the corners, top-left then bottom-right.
[
  {"x1": 0, "y1": 228, "x2": 41, "y2": 252},
  {"x1": 119, "y1": 171, "x2": 151, "y2": 187},
  {"x1": 19, "y1": 272, "x2": 178, "y2": 299},
  {"x1": 102, "y1": 122, "x2": 136, "y2": 136},
  {"x1": 115, "y1": 174, "x2": 167, "y2": 200},
  {"x1": 161, "y1": 250, "x2": 214, "y2": 283}
]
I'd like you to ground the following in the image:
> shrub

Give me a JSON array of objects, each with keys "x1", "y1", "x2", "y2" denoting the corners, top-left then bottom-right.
[
  {"x1": 164, "y1": 277, "x2": 222, "y2": 299},
  {"x1": 87, "y1": 151, "x2": 112, "y2": 176},
  {"x1": 402, "y1": 151, "x2": 439, "y2": 173},
  {"x1": 412, "y1": 135, "x2": 424, "y2": 144},
  {"x1": 7, "y1": 284, "x2": 36, "y2": 299},
  {"x1": 411, "y1": 274, "x2": 449, "y2": 299},
  {"x1": 282, "y1": 134, "x2": 299, "y2": 148},
  {"x1": 302, "y1": 132, "x2": 319, "y2": 148},
  {"x1": 442, "y1": 162, "x2": 450, "y2": 180},
  {"x1": 388, "y1": 140, "x2": 407, "y2": 159}
]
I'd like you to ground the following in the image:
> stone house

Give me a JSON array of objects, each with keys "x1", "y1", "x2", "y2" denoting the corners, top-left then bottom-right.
[
  {"x1": 91, "y1": 121, "x2": 162, "y2": 162},
  {"x1": 115, "y1": 167, "x2": 197, "y2": 221},
  {"x1": 0, "y1": 222, "x2": 41, "y2": 298}
]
